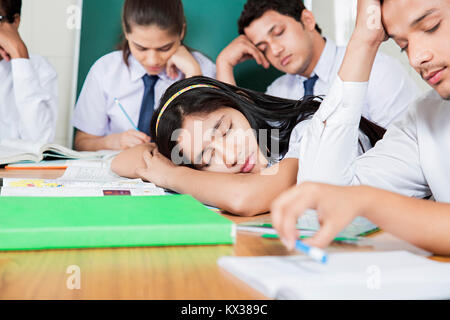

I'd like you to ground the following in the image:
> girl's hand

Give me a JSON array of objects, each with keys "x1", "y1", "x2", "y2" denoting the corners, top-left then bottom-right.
[
  {"x1": 165, "y1": 45, "x2": 202, "y2": 79},
  {"x1": 106, "y1": 130, "x2": 150, "y2": 150},
  {"x1": 271, "y1": 182, "x2": 369, "y2": 250},
  {"x1": 0, "y1": 22, "x2": 29, "y2": 60},
  {"x1": 136, "y1": 149, "x2": 177, "y2": 188}
]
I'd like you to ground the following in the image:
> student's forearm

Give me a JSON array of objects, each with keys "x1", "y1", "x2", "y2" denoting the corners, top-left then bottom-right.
[
  {"x1": 168, "y1": 167, "x2": 264, "y2": 215},
  {"x1": 338, "y1": 34, "x2": 381, "y2": 82},
  {"x1": 111, "y1": 144, "x2": 151, "y2": 178},
  {"x1": 167, "y1": 164, "x2": 296, "y2": 216},
  {"x1": 216, "y1": 60, "x2": 237, "y2": 86},
  {"x1": 74, "y1": 134, "x2": 115, "y2": 151},
  {"x1": 360, "y1": 187, "x2": 450, "y2": 255}
]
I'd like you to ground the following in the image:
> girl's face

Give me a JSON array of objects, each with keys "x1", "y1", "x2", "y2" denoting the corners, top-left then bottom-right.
[
  {"x1": 176, "y1": 107, "x2": 269, "y2": 174},
  {"x1": 126, "y1": 24, "x2": 183, "y2": 75}
]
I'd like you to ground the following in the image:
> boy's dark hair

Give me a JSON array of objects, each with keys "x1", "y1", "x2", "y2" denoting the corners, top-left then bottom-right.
[
  {"x1": 238, "y1": 0, "x2": 322, "y2": 35},
  {"x1": 0, "y1": 0, "x2": 22, "y2": 23}
]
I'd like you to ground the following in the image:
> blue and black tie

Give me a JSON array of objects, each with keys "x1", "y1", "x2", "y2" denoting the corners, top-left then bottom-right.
[
  {"x1": 303, "y1": 74, "x2": 319, "y2": 97},
  {"x1": 137, "y1": 74, "x2": 159, "y2": 135}
]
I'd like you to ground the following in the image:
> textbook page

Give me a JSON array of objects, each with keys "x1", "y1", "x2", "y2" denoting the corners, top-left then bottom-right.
[
  {"x1": 58, "y1": 166, "x2": 129, "y2": 182},
  {"x1": 0, "y1": 139, "x2": 121, "y2": 165},
  {"x1": 1, "y1": 178, "x2": 165, "y2": 197},
  {"x1": 218, "y1": 251, "x2": 450, "y2": 300}
]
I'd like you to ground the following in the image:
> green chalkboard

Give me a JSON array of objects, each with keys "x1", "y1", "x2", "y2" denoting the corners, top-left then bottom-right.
[{"x1": 77, "y1": 0, "x2": 283, "y2": 97}]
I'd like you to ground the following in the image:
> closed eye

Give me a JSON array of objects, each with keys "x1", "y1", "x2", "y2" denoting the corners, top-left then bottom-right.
[{"x1": 426, "y1": 22, "x2": 441, "y2": 33}]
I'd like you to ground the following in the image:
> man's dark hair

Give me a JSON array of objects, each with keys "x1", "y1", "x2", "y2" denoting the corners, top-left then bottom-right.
[
  {"x1": 238, "y1": 0, "x2": 322, "y2": 35},
  {"x1": 0, "y1": 0, "x2": 22, "y2": 23}
]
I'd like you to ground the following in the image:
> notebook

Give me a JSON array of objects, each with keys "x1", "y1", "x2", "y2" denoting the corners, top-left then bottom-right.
[
  {"x1": 218, "y1": 251, "x2": 450, "y2": 300},
  {"x1": 0, "y1": 195, "x2": 235, "y2": 250},
  {"x1": 238, "y1": 210, "x2": 379, "y2": 238},
  {"x1": 0, "y1": 139, "x2": 118, "y2": 165}
]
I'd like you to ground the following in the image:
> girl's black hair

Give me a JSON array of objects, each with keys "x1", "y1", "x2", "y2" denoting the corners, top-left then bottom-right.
[
  {"x1": 150, "y1": 76, "x2": 386, "y2": 167},
  {"x1": 119, "y1": 0, "x2": 186, "y2": 67}
]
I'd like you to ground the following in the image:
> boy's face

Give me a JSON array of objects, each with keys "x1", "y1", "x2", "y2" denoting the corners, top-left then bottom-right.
[
  {"x1": 382, "y1": 0, "x2": 450, "y2": 99},
  {"x1": 244, "y1": 10, "x2": 316, "y2": 76}
]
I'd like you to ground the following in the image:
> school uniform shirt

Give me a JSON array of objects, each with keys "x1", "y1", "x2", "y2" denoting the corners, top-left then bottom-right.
[
  {"x1": 265, "y1": 38, "x2": 418, "y2": 128},
  {"x1": 72, "y1": 50, "x2": 216, "y2": 136},
  {"x1": 0, "y1": 55, "x2": 58, "y2": 142},
  {"x1": 283, "y1": 118, "x2": 372, "y2": 160},
  {"x1": 296, "y1": 76, "x2": 450, "y2": 203}
]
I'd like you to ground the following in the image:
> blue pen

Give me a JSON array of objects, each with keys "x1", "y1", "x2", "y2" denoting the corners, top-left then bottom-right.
[
  {"x1": 295, "y1": 240, "x2": 328, "y2": 264},
  {"x1": 114, "y1": 98, "x2": 139, "y2": 131}
]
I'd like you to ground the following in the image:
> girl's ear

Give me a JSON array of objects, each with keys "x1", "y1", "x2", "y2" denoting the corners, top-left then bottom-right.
[
  {"x1": 180, "y1": 23, "x2": 186, "y2": 41},
  {"x1": 123, "y1": 23, "x2": 130, "y2": 40}
]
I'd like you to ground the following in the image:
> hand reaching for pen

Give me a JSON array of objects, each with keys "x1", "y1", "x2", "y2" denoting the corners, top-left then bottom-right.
[
  {"x1": 271, "y1": 182, "x2": 368, "y2": 251},
  {"x1": 136, "y1": 148, "x2": 177, "y2": 188}
]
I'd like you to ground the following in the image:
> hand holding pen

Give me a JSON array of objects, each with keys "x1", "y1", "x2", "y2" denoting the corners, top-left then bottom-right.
[{"x1": 110, "y1": 98, "x2": 151, "y2": 150}]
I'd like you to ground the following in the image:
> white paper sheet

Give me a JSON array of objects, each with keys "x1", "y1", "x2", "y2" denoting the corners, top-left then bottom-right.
[{"x1": 218, "y1": 251, "x2": 450, "y2": 300}]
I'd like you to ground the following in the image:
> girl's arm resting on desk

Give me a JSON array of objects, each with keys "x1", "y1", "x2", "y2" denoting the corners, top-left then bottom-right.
[
  {"x1": 111, "y1": 146, "x2": 298, "y2": 216},
  {"x1": 272, "y1": 183, "x2": 450, "y2": 256},
  {"x1": 74, "y1": 130, "x2": 151, "y2": 151}
]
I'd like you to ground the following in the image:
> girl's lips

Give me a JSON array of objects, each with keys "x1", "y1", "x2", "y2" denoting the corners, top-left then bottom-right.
[{"x1": 241, "y1": 153, "x2": 256, "y2": 173}]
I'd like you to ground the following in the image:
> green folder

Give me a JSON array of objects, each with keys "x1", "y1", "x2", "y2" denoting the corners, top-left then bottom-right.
[{"x1": 0, "y1": 195, "x2": 235, "y2": 251}]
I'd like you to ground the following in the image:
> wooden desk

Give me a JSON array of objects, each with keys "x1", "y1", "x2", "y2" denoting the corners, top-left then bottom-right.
[{"x1": 0, "y1": 169, "x2": 449, "y2": 300}]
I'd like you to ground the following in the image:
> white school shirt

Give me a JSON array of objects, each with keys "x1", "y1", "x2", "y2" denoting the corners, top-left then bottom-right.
[
  {"x1": 0, "y1": 55, "x2": 58, "y2": 142},
  {"x1": 266, "y1": 38, "x2": 418, "y2": 128},
  {"x1": 297, "y1": 76, "x2": 450, "y2": 203},
  {"x1": 283, "y1": 118, "x2": 372, "y2": 160},
  {"x1": 72, "y1": 50, "x2": 216, "y2": 136}
]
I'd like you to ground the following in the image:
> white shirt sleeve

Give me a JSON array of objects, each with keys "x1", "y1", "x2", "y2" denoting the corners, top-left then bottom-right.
[
  {"x1": 365, "y1": 53, "x2": 419, "y2": 127},
  {"x1": 11, "y1": 57, "x2": 58, "y2": 143},
  {"x1": 72, "y1": 63, "x2": 110, "y2": 136},
  {"x1": 193, "y1": 51, "x2": 216, "y2": 79},
  {"x1": 297, "y1": 76, "x2": 431, "y2": 198},
  {"x1": 298, "y1": 76, "x2": 367, "y2": 185}
]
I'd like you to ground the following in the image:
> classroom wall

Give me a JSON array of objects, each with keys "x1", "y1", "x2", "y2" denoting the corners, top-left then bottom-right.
[
  {"x1": 316, "y1": 0, "x2": 430, "y2": 93},
  {"x1": 19, "y1": 0, "x2": 81, "y2": 147}
]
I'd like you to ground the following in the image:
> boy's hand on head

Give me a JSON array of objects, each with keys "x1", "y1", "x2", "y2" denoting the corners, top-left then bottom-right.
[
  {"x1": 271, "y1": 182, "x2": 367, "y2": 251},
  {"x1": 135, "y1": 149, "x2": 176, "y2": 188},
  {"x1": 217, "y1": 35, "x2": 270, "y2": 70},
  {"x1": 107, "y1": 130, "x2": 151, "y2": 150},
  {"x1": 0, "y1": 22, "x2": 28, "y2": 60},
  {"x1": 166, "y1": 45, "x2": 202, "y2": 79},
  {"x1": 353, "y1": 0, "x2": 388, "y2": 46}
]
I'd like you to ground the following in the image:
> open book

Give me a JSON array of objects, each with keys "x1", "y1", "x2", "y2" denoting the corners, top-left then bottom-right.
[
  {"x1": 0, "y1": 139, "x2": 118, "y2": 165},
  {"x1": 218, "y1": 251, "x2": 450, "y2": 299}
]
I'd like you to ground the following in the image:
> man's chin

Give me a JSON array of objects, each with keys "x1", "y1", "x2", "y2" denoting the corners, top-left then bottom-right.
[{"x1": 435, "y1": 86, "x2": 450, "y2": 100}]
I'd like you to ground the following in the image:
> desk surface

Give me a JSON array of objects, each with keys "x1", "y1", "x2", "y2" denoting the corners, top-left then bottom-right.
[{"x1": 0, "y1": 169, "x2": 449, "y2": 300}]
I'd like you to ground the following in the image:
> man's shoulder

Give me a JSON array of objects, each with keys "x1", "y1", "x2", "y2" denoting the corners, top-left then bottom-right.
[{"x1": 266, "y1": 73, "x2": 298, "y2": 96}]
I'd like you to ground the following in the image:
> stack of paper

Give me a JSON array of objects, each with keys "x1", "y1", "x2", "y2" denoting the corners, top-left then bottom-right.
[{"x1": 218, "y1": 251, "x2": 450, "y2": 299}]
